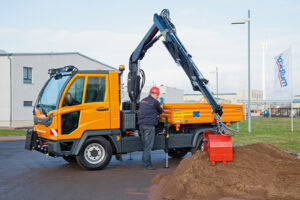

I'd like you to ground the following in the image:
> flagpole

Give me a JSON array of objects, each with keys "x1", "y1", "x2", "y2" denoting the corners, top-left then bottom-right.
[
  {"x1": 262, "y1": 42, "x2": 267, "y2": 109},
  {"x1": 291, "y1": 100, "x2": 294, "y2": 132},
  {"x1": 290, "y1": 46, "x2": 293, "y2": 132},
  {"x1": 269, "y1": 102, "x2": 271, "y2": 118},
  {"x1": 247, "y1": 10, "x2": 251, "y2": 134}
]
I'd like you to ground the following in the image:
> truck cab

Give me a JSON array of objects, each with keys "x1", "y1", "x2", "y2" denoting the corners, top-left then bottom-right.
[
  {"x1": 34, "y1": 68, "x2": 120, "y2": 141},
  {"x1": 27, "y1": 66, "x2": 122, "y2": 169},
  {"x1": 34, "y1": 66, "x2": 120, "y2": 141}
]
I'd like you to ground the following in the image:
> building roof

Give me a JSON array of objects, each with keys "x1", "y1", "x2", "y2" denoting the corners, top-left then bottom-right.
[
  {"x1": 0, "y1": 51, "x2": 117, "y2": 70},
  {"x1": 0, "y1": 49, "x2": 8, "y2": 54}
]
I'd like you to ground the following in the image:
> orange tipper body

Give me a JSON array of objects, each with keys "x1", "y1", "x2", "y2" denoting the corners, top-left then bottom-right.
[{"x1": 161, "y1": 103, "x2": 243, "y2": 130}]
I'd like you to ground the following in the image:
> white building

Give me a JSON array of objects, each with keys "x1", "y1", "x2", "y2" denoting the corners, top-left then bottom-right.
[
  {"x1": 184, "y1": 90, "x2": 264, "y2": 115},
  {"x1": 184, "y1": 93, "x2": 235, "y2": 104},
  {"x1": 141, "y1": 85, "x2": 184, "y2": 103},
  {"x1": 184, "y1": 90, "x2": 263, "y2": 104},
  {"x1": 0, "y1": 51, "x2": 116, "y2": 128},
  {"x1": 121, "y1": 85, "x2": 184, "y2": 104},
  {"x1": 236, "y1": 89, "x2": 263, "y2": 103}
]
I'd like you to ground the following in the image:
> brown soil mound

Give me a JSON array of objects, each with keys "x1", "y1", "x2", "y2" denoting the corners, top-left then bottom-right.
[{"x1": 149, "y1": 143, "x2": 300, "y2": 200}]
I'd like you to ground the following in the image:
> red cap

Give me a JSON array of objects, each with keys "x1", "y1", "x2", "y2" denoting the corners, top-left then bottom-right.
[{"x1": 150, "y1": 87, "x2": 160, "y2": 95}]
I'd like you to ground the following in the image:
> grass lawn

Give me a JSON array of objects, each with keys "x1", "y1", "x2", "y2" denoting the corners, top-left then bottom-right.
[
  {"x1": 232, "y1": 117, "x2": 300, "y2": 153},
  {"x1": 0, "y1": 129, "x2": 27, "y2": 136}
]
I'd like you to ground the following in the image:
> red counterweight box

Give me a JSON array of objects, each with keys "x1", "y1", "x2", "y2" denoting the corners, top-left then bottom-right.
[{"x1": 207, "y1": 134, "x2": 233, "y2": 165}]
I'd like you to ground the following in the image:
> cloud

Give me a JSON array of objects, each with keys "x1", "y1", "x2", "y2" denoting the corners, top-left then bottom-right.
[
  {"x1": 0, "y1": 28, "x2": 142, "y2": 66},
  {"x1": 0, "y1": 26, "x2": 299, "y2": 95}
]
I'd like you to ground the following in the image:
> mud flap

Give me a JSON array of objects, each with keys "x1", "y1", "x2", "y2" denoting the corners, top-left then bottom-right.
[{"x1": 25, "y1": 129, "x2": 39, "y2": 150}]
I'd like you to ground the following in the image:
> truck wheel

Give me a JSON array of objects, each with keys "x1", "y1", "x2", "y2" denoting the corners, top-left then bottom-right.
[
  {"x1": 76, "y1": 137, "x2": 112, "y2": 170},
  {"x1": 63, "y1": 155, "x2": 76, "y2": 164},
  {"x1": 191, "y1": 134, "x2": 204, "y2": 154},
  {"x1": 168, "y1": 148, "x2": 188, "y2": 158}
]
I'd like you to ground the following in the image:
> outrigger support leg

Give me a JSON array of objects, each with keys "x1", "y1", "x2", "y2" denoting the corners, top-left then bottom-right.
[{"x1": 164, "y1": 116, "x2": 169, "y2": 168}]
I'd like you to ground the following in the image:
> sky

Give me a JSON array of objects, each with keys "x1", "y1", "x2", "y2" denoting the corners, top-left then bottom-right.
[{"x1": 0, "y1": 0, "x2": 299, "y2": 97}]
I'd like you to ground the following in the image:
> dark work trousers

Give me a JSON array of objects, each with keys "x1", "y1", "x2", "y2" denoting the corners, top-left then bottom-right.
[{"x1": 139, "y1": 125, "x2": 155, "y2": 168}]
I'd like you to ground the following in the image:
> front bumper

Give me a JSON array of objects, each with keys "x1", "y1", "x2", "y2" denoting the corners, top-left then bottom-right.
[{"x1": 25, "y1": 129, "x2": 78, "y2": 157}]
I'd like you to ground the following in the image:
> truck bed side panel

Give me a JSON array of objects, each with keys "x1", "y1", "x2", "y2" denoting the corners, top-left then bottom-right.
[
  {"x1": 162, "y1": 103, "x2": 243, "y2": 126},
  {"x1": 121, "y1": 133, "x2": 194, "y2": 153}
]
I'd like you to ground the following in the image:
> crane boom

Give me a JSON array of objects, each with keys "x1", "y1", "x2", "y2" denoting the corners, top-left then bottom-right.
[{"x1": 128, "y1": 9, "x2": 223, "y2": 119}]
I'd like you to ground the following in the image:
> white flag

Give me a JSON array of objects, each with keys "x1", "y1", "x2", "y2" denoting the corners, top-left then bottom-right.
[{"x1": 271, "y1": 47, "x2": 293, "y2": 100}]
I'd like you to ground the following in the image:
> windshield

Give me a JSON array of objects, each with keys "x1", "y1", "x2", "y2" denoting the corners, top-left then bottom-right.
[{"x1": 36, "y1": 75, "x2": 70, "y2": 114}]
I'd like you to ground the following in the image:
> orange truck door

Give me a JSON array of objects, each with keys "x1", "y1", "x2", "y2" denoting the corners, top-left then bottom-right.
[
  {"x1": 57, "y1": 73, "x2": 110, "y2": 140},
  {"x1": 80, "y1": 74, "x2": 110, "y2": 130}
]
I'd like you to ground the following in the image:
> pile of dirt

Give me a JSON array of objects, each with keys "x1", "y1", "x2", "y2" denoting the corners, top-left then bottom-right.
[{"x1": 149, "y1": 143, "x2": 300, "y2": 200}]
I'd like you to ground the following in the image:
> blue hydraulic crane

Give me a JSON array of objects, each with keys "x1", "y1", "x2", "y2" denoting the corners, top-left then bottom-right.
[{"x1": 127, "y1": 9, "x2": 232, "y2": 134}]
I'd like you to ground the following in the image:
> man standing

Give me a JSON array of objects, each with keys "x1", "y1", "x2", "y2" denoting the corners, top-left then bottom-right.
[{"x1": 138, "y1": 87, "x2": 163, "y2": 170}]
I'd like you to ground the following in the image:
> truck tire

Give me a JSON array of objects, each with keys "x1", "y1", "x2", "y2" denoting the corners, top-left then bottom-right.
[
  {"x1": 63, "y1": 155, "x2": 76, "y2": 164},
  {"x1": 76, "y1": 136, "x2": 112, "y2": 170},
  {"x1": 168, "y1": 148, "x2": 188, "y2": 158},
  {"x1": 191, "y1": 134, "x2": 204, "y2": 154}
]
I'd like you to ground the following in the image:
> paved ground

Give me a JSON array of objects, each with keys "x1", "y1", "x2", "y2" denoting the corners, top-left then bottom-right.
[
  {"x1": 0, "y1": 141, "x2": 182, "y2": 200},
  {"x1": 0, "y1": 136, "x2": 26, "y2": 141}
]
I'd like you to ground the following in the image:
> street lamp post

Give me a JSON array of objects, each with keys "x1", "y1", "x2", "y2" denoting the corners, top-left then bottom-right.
[
  {"x1": 216, "y1": 66, "x2": 219, "y2": 99},
  {"x1": 232, "y1": 10, "x2": 251, "y2": 134},
  {"x1": 210, "y1": 66, "x2": 219, "y2": 99}
]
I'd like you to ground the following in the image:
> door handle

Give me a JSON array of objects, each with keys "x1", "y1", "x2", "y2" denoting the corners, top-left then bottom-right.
[{"x1": 96, "y1": 107, "x2": 109, "y2": 111}]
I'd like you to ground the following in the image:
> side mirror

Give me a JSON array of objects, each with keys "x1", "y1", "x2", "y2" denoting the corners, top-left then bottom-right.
[{"x1": 63, "y1": 93, "x2": 73, "y2": 106}]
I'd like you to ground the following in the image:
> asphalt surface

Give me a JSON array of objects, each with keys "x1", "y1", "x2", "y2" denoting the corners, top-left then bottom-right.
[
  {"x1": 0, "y1": 136, "x2": 26, "y2": 141},
  {"x1": 0, "y1": 141, "x2": 182, "y2": 200}
]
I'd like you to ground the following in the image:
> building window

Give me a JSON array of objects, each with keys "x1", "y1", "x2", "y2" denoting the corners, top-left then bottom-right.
[
  {"x1": 24, "y1": 101, "x2": 33, "y2": 107},
  {"x1": 23, "y1": 67, "x2": 32, "y2": 84}
]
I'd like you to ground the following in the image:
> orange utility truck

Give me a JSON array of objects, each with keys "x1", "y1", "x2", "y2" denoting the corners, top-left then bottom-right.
[{"x1": 25, "y1": 10, "x2": 243, "y2": 170}]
